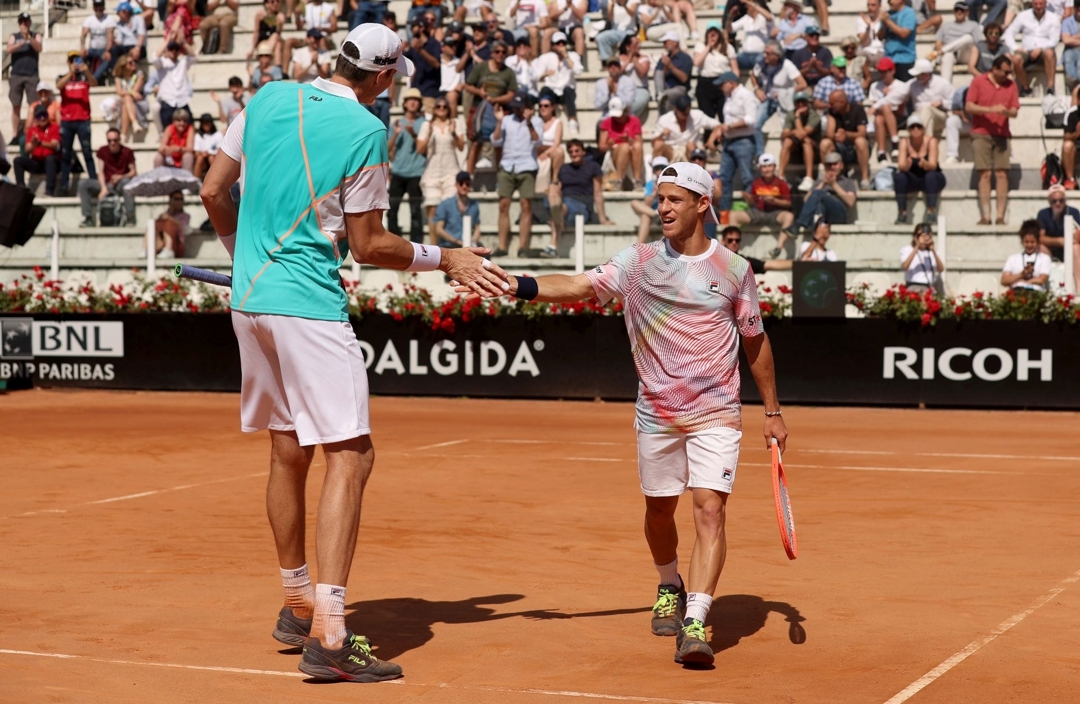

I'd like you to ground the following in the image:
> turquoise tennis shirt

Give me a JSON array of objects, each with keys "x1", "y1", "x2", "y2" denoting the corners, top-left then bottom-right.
[{"x1": 219, "y1": 77, "x2": 390, "y2": 322}]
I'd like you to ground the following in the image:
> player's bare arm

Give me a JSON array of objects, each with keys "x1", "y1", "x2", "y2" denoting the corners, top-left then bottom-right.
[
  {"x1": 502, "y1": 272, "x2": 597, "y2": 303},
  {"x1": 743, "y1": 332, "x2": 788, "y2": 453}
]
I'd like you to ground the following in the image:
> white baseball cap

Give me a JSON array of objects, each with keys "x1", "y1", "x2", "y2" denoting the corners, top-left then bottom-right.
[
  {"x1": 656, "y1": 162, "x2": 720, "y2": 224},
  {"x1": 607, "y1": 96, "x2": 626, "y2": 118},
  {"x1": 758, "y1": 153, "x2": 777, "y2": 166},
  {"x1": 551, "y1": 30, "x2": 568, "y2": 44},
  {"x1": 341, "y1": 23, "x2": 414, "y2": 77},
  {"x1": 36, "y1": 81, "x2": 53, "y2": 93},
  {"x1": 910, "y1": 58, "x2": 934, "y2": 76},
  {"x1": 651, "y1": 155, "x2": 670, "y2": 168},
  {"x1": 659, "y1": 30, "x2": 681, "y2": 43}
]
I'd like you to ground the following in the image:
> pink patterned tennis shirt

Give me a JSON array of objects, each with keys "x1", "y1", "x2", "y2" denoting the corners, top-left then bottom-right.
[{"x1": 585, "y1": 239, "x2": 764, "y2": 434}]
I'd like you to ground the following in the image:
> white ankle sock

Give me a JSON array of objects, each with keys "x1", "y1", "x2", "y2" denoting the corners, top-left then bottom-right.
[
  {"x1": 686, "y1": 592, "x2": 713, "y2": 624},
  {"x1": 280, "y1": 564, "x2": 314, "y2": 618},
  {"x1": 655, "y1": 559, "x2": 681, "y2": 588},
  {"x1": 312, "y1": 583, "x2": 348, "y2": 649}
]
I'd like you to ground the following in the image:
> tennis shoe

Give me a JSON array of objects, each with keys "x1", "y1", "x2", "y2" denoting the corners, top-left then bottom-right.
[
  {"x1": 272, "y1": 606, "x2": 312, "y2": 647},
  {"x1": 299, "y1": 631, "x2": 403, "y2": 682},
  {"x1": 650, "y1": 583, "x2": 687, "y2": 636},
  {"x1": 674, "y1": 618, "x2": 714, "y2": 665}
]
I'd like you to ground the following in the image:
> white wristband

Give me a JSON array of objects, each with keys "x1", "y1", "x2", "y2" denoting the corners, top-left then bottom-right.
[
  {"x1": 218, "y1": 232, "x2": 236, "y2": 259},
  {"x1": 405, "y1": 241, "x2": 442, "y2": 272}
]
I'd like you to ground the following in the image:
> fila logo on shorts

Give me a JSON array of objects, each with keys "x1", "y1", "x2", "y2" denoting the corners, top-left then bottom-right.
[
  {"x1": 722, "y1": 468, "x2": 733, "y2": 480},
  {"x1": 708, "y1": 281, "x2": 720, "y2": 293}
]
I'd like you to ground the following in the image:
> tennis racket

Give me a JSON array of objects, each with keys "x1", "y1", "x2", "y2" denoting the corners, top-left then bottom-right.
[
  {"x1": 771, "y1": 438, "x2": 797, "y2": 560},
  {"x1": 174, "y1": 264, "x2": 232, "y2": 287}
]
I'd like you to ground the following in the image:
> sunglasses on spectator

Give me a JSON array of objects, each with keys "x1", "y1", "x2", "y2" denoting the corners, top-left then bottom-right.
[
  {"x1": 553, "y1": 40, "x2": 567, "y2": 45},
  {"x1": 107, "y1": 137, "x2": 120, "y2": 143},
  {"x1": 435, "y1": 102, "x2": 449, "y2": 108},
  {"x1": 909, "y1": 124, "x2": 924, "y2": 129},
  {"x1": 724, "y1": 237, "x2": 741, "y2": 243},
  {"x1": 1050, "y1": 198, "x2": 1066, "y2": 203},
  {"x1": 491, "y1": 48, "x2": 506, "y2": 54},
  {"x1": 539, "y1": 102, "x2": 553, "y2": 107}
]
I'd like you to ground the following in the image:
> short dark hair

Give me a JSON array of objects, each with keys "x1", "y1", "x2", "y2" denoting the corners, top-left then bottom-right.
[
  {"x1": 106, "y1": 127, "x2": 121, "y2": 138},
  {"x1": 992, "y1": 54, "x2": 1012, "y2": 70},
  {"x1": 1019, "y1": 219, "x2": 1041, "y2": 239},
  {"x1": 566, "y1": 138, "x2": 585, "y2": 152},
  {"x1": 985, "y1": 21, "x2": 1002, "y2": 34},
  {"x1": 335, "y1": 41, "x2": 380, "y2": 85},
  {"x1": 721, "y1": 225, "x2": 742, "y2": 239},
  {"x1": 228, "y1": 76, "x2": 243, "y2": 88}
]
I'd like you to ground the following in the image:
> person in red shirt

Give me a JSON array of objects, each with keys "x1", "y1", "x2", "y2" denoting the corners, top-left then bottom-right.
[
  {"x1": 154, "y1": 108, "x2": 195, "y2": 172},
  {"x1": 729, "y1": 153, "x2": 796, "y2": 257},
  {"x1": 965, "y1": 54, "x2": 1019, "y2": 225},
  {"x1": 13, "y1": 106, "x2": 60, "y2": 195},
  {"x1": 78, "y1": 127, "x2": 137, "y2": 227},
  {"x1": 57, "y1": 50, "x2": 98, "y2": 196},
  {"x1": 597, "y1": 97, "x2": 643, "y2": 190}
]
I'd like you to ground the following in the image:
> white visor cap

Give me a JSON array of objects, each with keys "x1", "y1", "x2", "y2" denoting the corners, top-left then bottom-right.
[{"x1": 656, "y1": 162, "x2": 720, "y2": 224}]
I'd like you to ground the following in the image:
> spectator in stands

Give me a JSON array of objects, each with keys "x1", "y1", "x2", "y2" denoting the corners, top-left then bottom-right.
[
  {"x1": 28, "y1": 82, "x2": 60, "y2": 127},
  {"x1": 692, "y1": 23, "x2": 737, "y2": 120},
  {"x1": 1037, "y1": 185, "x2": 1080, "y2": 265},
  {"x1": 544, "y1": 0, "x2": 588, "y2": 60},
  {"x1": 13, "y1": 107, "x2": 60, "y2": 196},
  {"x1": 440, "y1": 37, "x2": 469, "y2": 115},
  {"x1": 857, "y1": 0, "x2": 885, "y2": 67},
  {"x1": 637, "y1": 0, "x2": 678, "y2": 42},
  {"x1": 821, "y1": 89, "x2": 872, "y2": 189},
  {"x1": 930, "y1": 2, "x2": 982, "y2": 82},
  {"x1": 944, "y1": 84, "x2": 970, "y2": 164},
  {"x1": 900, "y1": 223, "x2": 945, "y2": 292},
  {"x1": 707, "y1": 72, "x2": 759, "y2": 217},
  {"x1": 304, "y1": 0, "x2": 336, "y2": 47},
  {"x1": 967, "y1": 53, "x2": 1018, "y2": 224},
  {"x1": 840, "y1": 36, "x2": 871, "y2": 93},
  {"x1": 7, "y1": 12, "x2": 43, "y2": 142},
  {"x1": 1002, "y1": 220, "x2": 1053, "y2": 290},
  {"x1": 193, "y1": 113, "x2": 220, "y2": 180},
  {"x1": 879, "y1": 0, "x2": 918, "y2": 80},
  {"x1": 618, "y1": 34, "x2": 652, "y2": 121},
  {"x1": 792, "y1": 26, "x2": 832, "y2": 88},
  {"x1": 775, "y1": 0, "x2": 813, "y2": 60},
  {"x1": 596, "y1": 56, "x2": 636, "y2": 117},
  {"x1": 721, "y1": 224, "x2": 794, "y2": 271},
  {"x1": 536, "y1": 95, "x2": 563, "y2": 199},
  {"x1": 968, "y1": 0, "x2": 1006, "y2": 26},
  {"x1": 894, "y1": 114, "x2": 946, "y2": 224},
  {"x1": 248, "y1": 0, "x2": 285, "y2": 67},
  {"x1": 109, "y1": 53, "x2": 149, "y2": 141},
  {"x1": 534, "y1": 31, "x2": 582, "y2": 135},
  {"x1": 598, "y1": 97, "x2": 644, "y2": 190},
  {"x1": 968, "y1": 21, "x2": 1008, "y2": 77},
  {"x1": 454, "y1": 0, "x2": 493, "y2": 25},
  {"x1": 654, "y1": 31, "x2": 693, "y2": 114},
  {"x1": 799, "y1": 217, "x2": 840, "y2": 260},
  {"x1": 794, "y1": 152, "x2": 857, "y2": 231},
  {"x1": 406, "y1": 18, "x2": 443, "y2": 116},
  {"x1": 435, "y1": 171, "x2": 481, "y2": 247},
  {"x1": 506, "y1": 37, "x2": 537, "y2": 99},
  {"x1": 913, "y1": 0, "x2": 944, "y2": 35},
  {"x1": 907, "y1": 58, "x2": 955, "y2": 137},
  {"x1": 653, "y1": 93, "x2": 719, "y2": 163},
  {"x1": 597, "y1": 0, "x2": 640, "y2": 63},
  {"x1": 1005, "y1": 0, "x2": 1061, "y2": 97},
  {"x1": 417, "y1": 97, "x2": 465, "y2": 242},
  {"x1": 780, "y1": 91, "x2": 821, "y2": 192},
  {"x1": 812, "y1": 55, "x2": 866, "y2": 110},
  {"x1": 78, "y1": 126, "x2": 136, "y2": 226},
  {"x1": 545, "y1": 138, "x2": 613, "y2": 257},
  {"x1": 464, "y1": 41, "x2": 517, "y2": 171},
  {"x1": 1064, "y1": 5, "x2": 1080, "y2": 88},
  {"x1": 492, "y1": 94, "x2": 542, "y2": 256},
  {"x1": 58, "y1": 51, "x2": 98, "y2": 198},
  {"x1": 113, "y1": 3, "x2": 146, "y2": 62},
  {"x1": 750, "y1": 42, "x2": 806, "y2": 155},
  {"x1": 729, "y1": 153, "x2": 797, "y2": 256},
  {"x1": 249, "y1": 42, "x2": 283, "y2": 90},
  {"x1": 164, "y1": 0, "x2": 195, "y2": 47},
  {"x1": 389, "y1": 88, "x2": 428, "y2": 243},
  {"x1": 154, "y1": 190, "x2": 189, "y2": 258},
  {"x1": 81, "y1": 0, "x2": 116, "y2": 83},
  {"x1": 867, "y1": 56, "x2": 909, "y2": 163},
  {"x1": 508, "y1": 0, "x2": 548, "y2": 57},
  {"x1": 731, "y1": 1, "x2": 773, "y2": 70},
  {"x1": 155, "y1": 40, "x2": 195, "y2": 129},
  {"x1": 209, "y1": 77, "x2": 246, "y2": 127},
  {"x1": 154, "y1": 107, "x2": 194, "y2": 171},
  {"x1": 293, "y1": 29, "x2": 332, "y2": 83},
  {"x1": 631, "y1": 155, "x2": 669, "y2": 242},
  {"x1": 200, "y1": 0, "x2": 238, "y2": 55}
]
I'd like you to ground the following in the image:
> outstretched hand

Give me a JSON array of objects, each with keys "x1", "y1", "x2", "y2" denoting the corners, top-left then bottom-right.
[{"x1": 441, "y1": 247, "x2": 509, "y2": 298}]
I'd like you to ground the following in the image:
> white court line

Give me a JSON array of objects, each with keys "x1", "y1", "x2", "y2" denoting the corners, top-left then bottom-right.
[
  {"x1": 741, "y1": 462, "x2": 1021, "y2": 476},
  {"x1": 413, "y1": 439, "x2": 470, "y2": 451},
  {"x1": 883, "y1": 567, "x2": 1080, "y2": 704},
  {"x1": 801, "y1": 449, "x2": 1080, "y2": 462},
  {"x1": 0, "y1": 648, "x2": 735, "y2": 704},
  {"x1": 488, "y1": 439, "x2": 625, "y2": 447}
]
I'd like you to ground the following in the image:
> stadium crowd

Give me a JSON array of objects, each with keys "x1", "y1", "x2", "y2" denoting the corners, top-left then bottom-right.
[{"x1": 2, "y1": 0, "x2": 1079, "y2": 285}]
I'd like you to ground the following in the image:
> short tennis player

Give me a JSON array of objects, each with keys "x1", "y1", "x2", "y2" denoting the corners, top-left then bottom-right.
[
  {"x1": 200, "y1": 23, "x2": 508, "y2": 683},
  {"x1": 478, "y1": 162, "x2": 788, "y2": 666}
]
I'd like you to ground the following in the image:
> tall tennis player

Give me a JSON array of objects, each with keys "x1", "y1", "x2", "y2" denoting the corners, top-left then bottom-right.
[
  {"x1": 200, "y1": 24, "x2": 508, "y2": 683},
  {"x1": 479, "y1": 162, "x2": 788, "y2": 666}
]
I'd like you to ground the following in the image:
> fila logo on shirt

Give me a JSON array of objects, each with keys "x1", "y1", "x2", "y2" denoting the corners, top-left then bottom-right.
[{"x1": 708, "y1": 281, "x2": 720, "y2": 294}]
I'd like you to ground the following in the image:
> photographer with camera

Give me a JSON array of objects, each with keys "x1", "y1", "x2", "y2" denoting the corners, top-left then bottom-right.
[
  {"x1": 7, "y1": 12, "x2": 43, "y2": 142},
  {"x1": 57, "y1": 51, "x2": 99, "y2": 197},
  {"x1": 900, "y1": 223, "x2": 944, "y2": 293},
  {"x1": 1001, "y1": 220, "x2": 1052, "y2": 291}
]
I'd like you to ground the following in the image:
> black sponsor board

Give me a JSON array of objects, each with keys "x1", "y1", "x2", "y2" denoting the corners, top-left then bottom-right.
[{"x1": 1, "y1": 314, "x2": 1077, "y2": 409}]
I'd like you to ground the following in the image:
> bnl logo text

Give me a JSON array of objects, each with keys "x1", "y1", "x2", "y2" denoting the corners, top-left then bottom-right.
[{"x1": 883, "y1": 347, "x2": 1052, "y2": 382}]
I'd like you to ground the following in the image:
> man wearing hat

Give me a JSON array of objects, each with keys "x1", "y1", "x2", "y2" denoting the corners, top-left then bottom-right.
[
  {"x1": 838, "y1": 35, "x2": 872, "y2": 92},
  {"x1": 780, "y1": 90, "x2": 822, "y2": 193},
  {"x1": 28, "y1": 82, "x2": 60, "y2": 127},
  {"x1": 599, "y1": 97, "x2": 644, "y2": 189},
  {"x1": 931, "y1": 1, "x2": 983, "y2": 82},
  {"x1": 199, "y1": 0, "x2": 238, "y2": 55},
  {"x1": 389, "y1": 87, "x2": 427, "y2": 243},
  {"x1": 792, "y1": 26, "x2": 833, "y2": 86},
  {"x1": 705, "y1": 71, "x2": 760, "y2": 218},
  {"x1": 57, "y1": 50, "x2": 99, "y2": 196},
  {"x1": 7, "y1": 11, "x2": 43, "y2": 141},
  {"x1": 250, "y1": 41, "x2": 283, "y2": 89},
  {"x1": 655, "y1": 30, "x2": 693, "y2": 114},
  {"x1": 907, "y1": 58, "x2": 954, "y2": 137},
  {"x1": 200, "y1": 23, "x2": 507, "y2": 683},
  {"x1": 776, "y1": 0, "x2": 813, "y2": 58},
  {"x1": 13, "y1": 106, "x2": 60, "y2": 196},
  {"x1": 491, "y1": 160, "x2": 788, "y2": 667},
  {"x1": 730, "y1": 153, "x2": 796, "y2": 250},
  {"x1": 80, "y1": 0, "x2": 117, "y2": 82},
  {"x1": 653, "y1": 93, "x2": 719, "y2": 164},
  {"x1": 812, "y1": 55, "x2": 867, "y2": 109},
  {"x1": 434, "y1": 171, "x2": 481, "y2": 246},
  {"x1": 113, "y1": 3, "x2": 147, "y2": 62},
  {"x1": 867, "y1": 56, "x2": 910, "y2": 163},
  {"x1": 293, "y1": 29, "x2": 332, "y2": 83},
  {"x1": 535, "y1": 30, "x2": 584, "y2": 134}
]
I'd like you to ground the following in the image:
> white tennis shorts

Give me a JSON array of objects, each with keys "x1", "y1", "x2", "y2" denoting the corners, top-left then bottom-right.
[
  {"x1": 232, "y1": 311, "x2": 371, "y2": 446},
  {"x1": 636, "y1": 427, "x2": 742, "y2": 497}
]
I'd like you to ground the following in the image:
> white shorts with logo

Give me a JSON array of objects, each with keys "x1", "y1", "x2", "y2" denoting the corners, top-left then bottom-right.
[
  {"x1": 232, "y1": 310, "x2": 371, "y2": 446},
  {"x1": 636, "y1": 427, "x2": 742, "y2": 497}
]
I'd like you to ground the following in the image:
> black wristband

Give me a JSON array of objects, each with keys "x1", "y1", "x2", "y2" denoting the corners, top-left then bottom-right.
[{"x1": 514, "y1": 276, "x2": 539, "y2": 301}]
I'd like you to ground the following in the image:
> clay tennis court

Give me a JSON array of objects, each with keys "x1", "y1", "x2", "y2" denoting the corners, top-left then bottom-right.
[{"x1": 1, "y1": 390, "x2": 1078, "y2": 704}]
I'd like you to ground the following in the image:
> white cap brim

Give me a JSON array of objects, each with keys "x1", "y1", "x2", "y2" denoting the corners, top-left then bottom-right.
[
  {"x1": 656, "y1": 161, "x2": 720, "y2": 225},
  {"x1": 609, "y1": 106, "x2": 624, "y2": 118}
]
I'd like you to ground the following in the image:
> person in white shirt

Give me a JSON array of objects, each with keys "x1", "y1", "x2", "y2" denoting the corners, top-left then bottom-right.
[
  {"x1": 1002, "y1": 222, "x2": 1053, "y2": 290},
  {"x1": 543, "y1": 0, "x2": 587, "y2": 59},
  {"x1": 1004, "y1": 0, "x2": 1062, "y2": 96},
  {"x1": 112, "y1": 3, "x2": 146, "y2": 62},
  {"x1": 907, "y1": 58, "x2": 955, "y2": 137},
  {"x1": 653, "y1": 93, "x2": 719, "y2": 162},
  {"x1": 440, "y1": 37, "x2": 469, "y2": 115},
  {"x1": 596, "y1": 0, "x2": 639, "y2": 62},
  {"x1": 705, "y1": 72, "x2": 759, "y2": 214},
  {"x1": 799, "y1": 218, "x2": 840, "y2": 261},
  {"x1": 193, "y1": 113, "x2": 222, "y2": 180},
  {"x1": 900, "y1": 223, "x2": 945, "y2": 292},
  {"x1": 154, "y1": 40, "x2": 197, "y2": 129},
  {"x1": 303, "y1": 0, "x2": 336, "y2": 48},
  {"x1": 595, "y1": 55, "x2": 637, "y2": 116},
  {"x1": 867, "y1": 56, "x2": 910, "y2": 163},
  {"x1": 857, "y1": 0, "x2": 885, "y2": 64},
  {"x1": 508, "y1": 0, "x2": 549, "y2": 56},
  {"x1": 730, "y1": 1, "x2": 774, "y2": 70},
  {"x1": 533, "y1": 30, "x2": 583, "y2": 133},
  {"x1": 506, "y1": 36, "x2": 537, "y2": 97},
  {"x1": 81, "y1": 0, "x2": 117, "y2": 83},
  {"x1": 292, "y1": 29, "x2": 331, "y2": 83}
]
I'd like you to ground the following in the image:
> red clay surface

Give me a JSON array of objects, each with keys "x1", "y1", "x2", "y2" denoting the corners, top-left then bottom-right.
[{"x1": 1, "y1": 391, "x2": 1079, "y2": 704}]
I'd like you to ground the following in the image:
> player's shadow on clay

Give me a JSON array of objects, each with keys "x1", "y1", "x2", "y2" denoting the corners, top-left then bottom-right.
[{"x1": 707, "y1": 594, "x2": 806, "y2": 653}]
